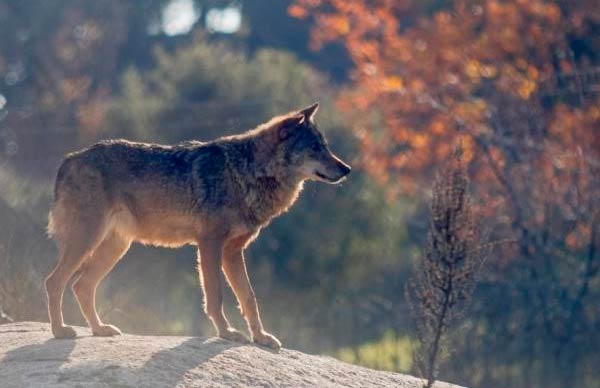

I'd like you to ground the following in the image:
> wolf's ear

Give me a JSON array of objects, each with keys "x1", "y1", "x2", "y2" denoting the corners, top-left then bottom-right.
[
  {"x1": 299, "y1": 102, "x2": 319, "y2": 122},
  {"x1": 278, "y1": 114, "x2": 304, "y2": 140}
]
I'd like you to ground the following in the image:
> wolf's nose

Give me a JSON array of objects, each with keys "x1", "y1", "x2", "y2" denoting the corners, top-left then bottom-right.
[{"x1": 340, "y1": 163, "x2": 351, "y2": 176}]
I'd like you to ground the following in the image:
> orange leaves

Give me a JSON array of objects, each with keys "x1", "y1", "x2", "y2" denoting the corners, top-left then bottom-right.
[
  {"x1": 410, "y1": 133, "x2": 428, "y2": 150},
  {"x1": 291, "y1": 0, "x2": 599, "y2": 199},
  {"x1": 452, "y1": 99, "x2": 488, "y2": 127},
  {"x1": 382, "y1": 76, "x2": 404, "y2": 92},
  {"x1": 516, "y1": 79, "x2": 537, "y2": 99},
  {"x1": 288, "y1": 0, "x2": 323, "y2": 19},
  {"x1": 550, "y1": 104, "x2": 600, "y2": 152},
  {"x1": 287, "y1": 0, "x2": 328, "y2": 20},
  {"x1": 408, "y1": 79, "x2": 425, "y2": 93},
  {"x1": 464, "y1": 60, "x2": 482, "y2": 82},
  {"x1": 317, "y1": 14, "x2": 351, "y2": 37},
  {"x1": 565, "y1": 224, "x2": 591, "y2": 250},
  {"x1": 349, "y1": 41, "x2": 380, "y2": 64},
  {"x1": 288, "y1": 5, "x2": 309, "y2": 19}
]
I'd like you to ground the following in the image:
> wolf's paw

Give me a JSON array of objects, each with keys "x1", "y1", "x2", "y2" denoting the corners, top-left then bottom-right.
[
  {"x1": 253, "y1": 331, "x2": 281, "y2": 350},
  {"x1": 92, "y1": 324, "x2": 122, "y2": 337},
  {"x1": 219, "y1": 328, "x2": 250, "y2": 344},
  {"x1": 52, "y1": 325, "x2": 77, "y2": 339}
]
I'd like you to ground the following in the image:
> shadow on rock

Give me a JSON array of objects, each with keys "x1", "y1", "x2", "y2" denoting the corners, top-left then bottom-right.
[
  {"x1": 132, "y1": 337, "x2": 244, "y2": 387},
  {"x1": 0, "y1": 338, "x2": 76, "y2": 386}
]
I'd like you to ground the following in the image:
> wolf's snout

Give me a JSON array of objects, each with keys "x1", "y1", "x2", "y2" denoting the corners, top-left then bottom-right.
[
  {"x1": 318, "y1": 156, "x2": 351, "y2": 184},
  {"x1": 338, "y1": 161, "x2": 351, "y2": 177}
]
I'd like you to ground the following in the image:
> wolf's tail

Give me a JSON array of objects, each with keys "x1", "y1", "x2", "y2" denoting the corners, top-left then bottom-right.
[{"x1": 47, "y1": 157, "x2": 74, "y2": 238}]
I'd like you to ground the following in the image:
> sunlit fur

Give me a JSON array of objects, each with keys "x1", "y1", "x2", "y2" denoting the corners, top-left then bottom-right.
[{"x1": 45, "y1": 103, "x2": 350, "y2": 349}]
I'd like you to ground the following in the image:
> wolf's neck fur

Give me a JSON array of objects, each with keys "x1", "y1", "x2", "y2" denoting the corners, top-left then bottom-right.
[{"x1": 226, "y1": 131, "x2": 304, "y2": 227}]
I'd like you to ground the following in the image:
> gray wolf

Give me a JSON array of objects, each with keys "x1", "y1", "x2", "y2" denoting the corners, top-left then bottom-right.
[{"x1": 45, "y1": 103, "x2": 350, "y2": 349}]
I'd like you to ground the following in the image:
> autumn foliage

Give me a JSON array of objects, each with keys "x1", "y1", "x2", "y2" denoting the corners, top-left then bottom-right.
[
  {"x1": 290, "y1": 0, "x2": 599, "y2": 191},
  {"x1": 292, "y1": 1, "x2": 600, "y2": 387}
]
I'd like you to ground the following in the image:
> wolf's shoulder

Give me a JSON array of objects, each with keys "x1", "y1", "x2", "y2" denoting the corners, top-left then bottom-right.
[
  {"x1": 186, "y1": 142, "x2": 227, "y2": 173},
  {"x1": 175, "y1": 140, "x2": 205, "y2": 148}
]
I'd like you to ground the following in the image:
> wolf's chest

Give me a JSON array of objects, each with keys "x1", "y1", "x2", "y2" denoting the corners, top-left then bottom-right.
[{"x1": 240, "y1": 179, "x2": 303, "y2": 227}]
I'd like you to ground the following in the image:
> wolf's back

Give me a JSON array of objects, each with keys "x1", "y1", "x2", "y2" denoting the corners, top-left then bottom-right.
[{"x1": 48, "y1": 140, "x2": 206, "y2": 239}]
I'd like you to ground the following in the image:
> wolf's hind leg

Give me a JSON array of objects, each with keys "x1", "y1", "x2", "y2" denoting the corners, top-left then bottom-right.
[
  {"x1": 72, "y1": 231, "x2": 130, "y2": 336},
  {"x1": 223, "y1": 240, "x2": 281, "y2": 350},
  {"x1": 197, "y1": 239, "x2": 249, "y2": 344},
  {"x1": 46, "y1": 220, "x2": 106, "y2": 338}
]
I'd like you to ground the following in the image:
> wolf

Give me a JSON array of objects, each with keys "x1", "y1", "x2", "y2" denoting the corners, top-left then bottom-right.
[{"x1": 45, "y1": 103, "x2": 350, "y2": 349}]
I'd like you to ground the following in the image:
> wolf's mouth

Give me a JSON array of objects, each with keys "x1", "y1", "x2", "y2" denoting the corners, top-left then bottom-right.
[
  {"x1": 314, "y1": 171, "x2": 328, "y2": 179},
  {"x1": 315, "y1": 171, "x2": 334, "y2": 181},
  {"x1": 315, "y1": 170, "x2": 345, "y2": 184}
]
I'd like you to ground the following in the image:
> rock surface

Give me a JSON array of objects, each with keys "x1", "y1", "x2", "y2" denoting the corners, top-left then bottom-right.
[{"x1": 0, "y1": 322, "x2": 464, "y2": 388}]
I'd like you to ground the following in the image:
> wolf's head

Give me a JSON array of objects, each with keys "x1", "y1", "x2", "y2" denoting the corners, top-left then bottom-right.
[{"x1": 273, "y1": 103, "x2": 351, "y2": 184}]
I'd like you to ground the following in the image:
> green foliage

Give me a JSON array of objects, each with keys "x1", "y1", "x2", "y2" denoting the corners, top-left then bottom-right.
[
  {"x1": 111, "y1": 33, "x2": 334, "y2": 143},
  {"x1": 335, "y1": 330, "x2": 415, "y2": 373},
  {"x1": 0, "y1": 165, "x2": 53, "y2": 221}
]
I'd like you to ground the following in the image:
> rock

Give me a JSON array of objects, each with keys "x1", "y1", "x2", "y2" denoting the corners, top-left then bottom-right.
[{"x1": 0, "y1": 322, "x2": 464, "y2": 388}]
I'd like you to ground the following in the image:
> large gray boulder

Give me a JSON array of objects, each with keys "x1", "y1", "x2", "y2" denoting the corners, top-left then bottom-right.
[{"x1": 0, "y1": 322, "x2": 464, "y2": 388}]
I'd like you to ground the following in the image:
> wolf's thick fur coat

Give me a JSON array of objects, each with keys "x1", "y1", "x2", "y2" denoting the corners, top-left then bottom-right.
[{"x1": 45, "y1": 103, "x2": 350, "y2": 349}]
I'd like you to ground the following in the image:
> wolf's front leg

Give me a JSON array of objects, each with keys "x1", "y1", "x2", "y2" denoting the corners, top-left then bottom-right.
[
  {"x1": 222, "y1": 242, "x2": 281, "y2": 350},
  {"x1": 197, "y1": 240, "x2": 249, "y2": 344}
]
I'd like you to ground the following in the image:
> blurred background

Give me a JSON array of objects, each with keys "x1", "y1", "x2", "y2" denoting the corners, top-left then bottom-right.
[{"x1": 0, "y1": 1, "x2": 598, "y2": 387}]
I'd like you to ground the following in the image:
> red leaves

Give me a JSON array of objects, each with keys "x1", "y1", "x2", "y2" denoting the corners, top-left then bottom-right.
[{"x1": 290, "y1": 0, "x2": 599, "y2": 197}]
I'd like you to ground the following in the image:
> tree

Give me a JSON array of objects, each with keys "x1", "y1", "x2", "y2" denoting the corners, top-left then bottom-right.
[
  {"x1": 292, "y1": 1, "x2": 600, "y2": 387},
  {"x1": 0, "y1": 0, "x2": 169, "y2": 176},
  {"x1": 407, "y1": 145, "x2": 486, "y2": 387}
]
